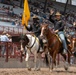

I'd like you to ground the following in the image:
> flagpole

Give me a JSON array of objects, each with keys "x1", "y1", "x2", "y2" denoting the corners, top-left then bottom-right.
[{"x1": 22, "y1": 0, "x2": 30, "y2": 34}]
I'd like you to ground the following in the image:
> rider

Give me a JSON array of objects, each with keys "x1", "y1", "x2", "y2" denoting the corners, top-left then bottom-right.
[
  {"x1": 49, "y1": 9, "x2": 68, "y2": 54},
  {"x1": 24, "y1": 15, "x2": 43, "y2": 52}
]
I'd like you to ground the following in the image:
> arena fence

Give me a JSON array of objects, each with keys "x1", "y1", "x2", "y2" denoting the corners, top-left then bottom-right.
[
  {"x1": 0, "y1": 41, "x2": 61, "y2": 65},
  {"x1": 0, "y1": 41, "x2": 76, "y2": 65},
  {"x1": 0, "y1": 42, "x2": 23, "y2": 62}
]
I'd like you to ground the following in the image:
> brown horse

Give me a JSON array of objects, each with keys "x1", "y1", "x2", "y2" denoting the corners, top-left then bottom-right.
[
  {"x1": 40, "y1": 24, "x2": 72, "y2": 70},
  {"x1": 68, "y1": 35, "x2": 76, "y2": 57},
  {"x1": 71, "y1": 37, "x2": 76, "y2": 52}
]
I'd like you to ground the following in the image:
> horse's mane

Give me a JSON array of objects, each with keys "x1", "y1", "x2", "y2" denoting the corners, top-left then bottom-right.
[{"x1": 46, "y1": 26, "x2": 55, "y2": 36}]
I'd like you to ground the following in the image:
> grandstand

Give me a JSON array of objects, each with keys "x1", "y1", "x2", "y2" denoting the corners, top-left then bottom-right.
[
  {"x1": 0, "y1": 0, "x2": 75, "y2": 42},
  {"x1": 0, "y1": 2, "x2": 25, "y2": 36}
]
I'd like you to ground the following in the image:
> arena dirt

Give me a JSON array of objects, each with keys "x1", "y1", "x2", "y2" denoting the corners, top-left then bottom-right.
[{"x1": 0, "y1": 67, "x2": 76, "y2": 75}]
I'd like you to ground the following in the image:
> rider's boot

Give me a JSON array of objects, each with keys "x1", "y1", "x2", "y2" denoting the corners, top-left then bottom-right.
[{"x1": 63, "y1": 49, "x2": 67, "y2": 54}]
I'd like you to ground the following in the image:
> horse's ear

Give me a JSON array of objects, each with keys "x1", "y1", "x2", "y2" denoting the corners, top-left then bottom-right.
[{"x1": 40, "y1": 23, "x2": 43, "y2": 27}]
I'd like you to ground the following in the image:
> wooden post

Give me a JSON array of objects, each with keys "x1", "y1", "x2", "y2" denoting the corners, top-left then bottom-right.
[
  {"x1": 14, "y1": 44, "x2": 16, "y2": 58},
  {"x1": 18, "y1": 28, "x2": 19, "y2": 34},
  {"x1": 20, "y1": 51, "x2": 23, "y2": 62},
  {"x1": 0, "y1": 42, "x2": 1, "y2": 57},
  {"x1": 43, "y1": 0, "x2": 47, "y2": 13},
  {"x1": 20, "y1": 0, "x2": 23, "y2": 8},
  {"x1": 5, "y1": 42, "x2": 8, "y2": 62}
]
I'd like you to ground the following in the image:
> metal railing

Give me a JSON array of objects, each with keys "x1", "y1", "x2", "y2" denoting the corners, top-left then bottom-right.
[
  {"x1": 0, "y1": 25, "x2": 25, "y2": 36},
  {"x1": 0, "y1": 42, "x2": 23, "y2": 62}
]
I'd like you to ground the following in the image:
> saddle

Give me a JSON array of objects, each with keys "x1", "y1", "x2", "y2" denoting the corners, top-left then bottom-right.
[
  {"x1": 56, "y1": 34, "x2": 70, "y2": 45},
  {"x1": 55, "y1": 34, "x2": 62, "y2": 43}
]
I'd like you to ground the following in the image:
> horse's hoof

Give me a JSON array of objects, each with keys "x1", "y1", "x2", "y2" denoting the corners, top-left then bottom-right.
[
  {"x1": 64, "y1": 66, "x2": 68, "y2": 71},
  {"x1": 33, "y1": 68, "x2": 40, "y2": 71},
  {"x1": 36, "y1": 68, "x2": 40, "y2": 71},
  {"x1": 49, "y1": 69, "x2": 53, "y2": 72},
  {"x1": 28, "y1": 68, "x2": 31, "y2": 71},
  {"x1": 64, "y1": 64, "x2": 69, "y2": 71},
  {"x1": 55, "y1": 65, "x2": 58, "y2": 69},
  {"x1": 33, "y1": 68, "x2": 36, "y2": 71},
  {"x1": 64, "y1": 62, "x2": 69, "y2": 71}
]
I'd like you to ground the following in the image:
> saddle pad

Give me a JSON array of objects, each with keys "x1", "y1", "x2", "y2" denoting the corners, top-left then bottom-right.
[{"x1": 55, "y1": 34, "x2": 62, "y2": 43}]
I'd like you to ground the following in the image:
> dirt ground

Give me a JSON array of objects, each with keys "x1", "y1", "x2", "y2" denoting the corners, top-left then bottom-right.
[{"x1": 0, "y1": 67, "x2": 76, "y2": 75}]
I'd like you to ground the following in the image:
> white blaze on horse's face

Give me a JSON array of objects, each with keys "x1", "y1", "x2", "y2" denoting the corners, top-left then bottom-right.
[{"x1": 40, "y1": 26, "x2": 45, "y2": 37}]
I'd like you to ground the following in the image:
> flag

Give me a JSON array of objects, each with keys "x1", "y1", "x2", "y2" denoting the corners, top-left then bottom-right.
[{"x1": 22, "y1": 0, "x2": 30, "y2": 26}]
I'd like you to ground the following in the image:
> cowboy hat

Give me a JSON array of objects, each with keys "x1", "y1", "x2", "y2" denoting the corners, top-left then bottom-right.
[
  {"x1": 2, "y1": 31, "x2": 7, "y2": 34},
  {"x1": 55, "y1": 12, "x2": 61, "y2": 16},
  {"x1": 6, "y1": 34, "x2": 11, "y2": 37}
]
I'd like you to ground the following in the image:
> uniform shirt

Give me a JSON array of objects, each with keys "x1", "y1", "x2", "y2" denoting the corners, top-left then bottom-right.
[
  {"x1": 25, "y1": 23, "x2": 41, "y2": 37},
  {"x1": 0, "y1": 35, "x2": 9, "y2": 42},
  {"x1": 49, "y1": 15, "x2": 64, "y2": 31}
]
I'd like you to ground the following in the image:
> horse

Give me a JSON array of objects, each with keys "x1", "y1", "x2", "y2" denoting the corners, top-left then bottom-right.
[
  {"x1": 70, "y1": 36, "x2": 76, "y2": 52},
  {"x1": 67, "y1": 34, "x2": 76, "y2": 55},
  {"x1": 20, "y1": 33, "x2": 42, "y2": 71},
  {"x1": 40, "y1": 23, "x2": 73, "y2": 71},
  {"x1": 68, "y1": 34, "x2": 76, "y2": 58},
  {"x1": 67, "y1": 34, "x2": 76, "y2": 65}
]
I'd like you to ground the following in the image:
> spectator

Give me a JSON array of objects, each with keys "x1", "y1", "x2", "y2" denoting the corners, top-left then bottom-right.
[
  {"x1": 0, "y1": 31, "x2": 10, "y2": 57},
  {"x1": 12, "y1": 20, "x2": 15, "y2": 25},
  {"x1": 15, "y1": 20, "x2": 21, "y2": 27},
  {"x1": 6, "y1": 34, "x2": 12, "y2": 42},
  {"x1": 19, "y1": 13, "x2": 22, "y2": 19},
  {"x1": 2, "y1": 5, "x2": 5, "y2": 10}
]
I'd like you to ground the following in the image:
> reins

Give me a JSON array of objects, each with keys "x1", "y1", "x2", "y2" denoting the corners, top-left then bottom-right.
[
  {"x1": 45, "y1": 28, "x2": 59, "y2": 48},
  {"x1": 26, "y1": 35, "x2": 36, "y2": 49}
]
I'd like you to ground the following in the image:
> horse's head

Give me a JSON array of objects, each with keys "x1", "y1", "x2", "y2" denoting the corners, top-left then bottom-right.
[
  {"x1": 40, "y1": 23, "x2": 49, "y2": 39},
  {"x1": 20, "y1": 34, "x2": 29, "y2": 50}
]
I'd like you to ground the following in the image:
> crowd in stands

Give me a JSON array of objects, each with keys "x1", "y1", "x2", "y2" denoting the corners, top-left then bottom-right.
[
  {"x1": 0, "y1": 0, "x2": 76, "y2": 35},
  {"x1": 0, "y1": 4, "x2": 22, "y2": 27},
  {"x1": 0, "y1": 5, "x2": 15, "y2": 17},
  {"x1": 28, "y1": 1, "x2": 76, "y2": 36},
  {"x1": 0, "y1": 0, "x2": 18, "y2": 7}
]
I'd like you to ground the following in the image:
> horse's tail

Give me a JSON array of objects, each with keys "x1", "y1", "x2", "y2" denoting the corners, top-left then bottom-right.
[{"x1": 45, "y1": 54, "x2": 49, "y2": 66}]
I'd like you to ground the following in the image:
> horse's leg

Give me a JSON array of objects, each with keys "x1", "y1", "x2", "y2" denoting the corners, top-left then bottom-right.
[
  {"x1": 66, "y1": 45, "x2": 73, "y2": 65},
  {"x1": 51, "y1": 52, "x2": 57, "y2": 70},
  {"x1": 48, "y1": 53, "x2": 52, "y2": 70},
  {"x1": 33, "y1": 52, "x2": 41, "y2": 71},
  {"x1": 71, "y1": 40, "x2": 75, "y2": 50},
  {"x1": 33, "y1": 51, "x2": 37, "y2": 70},
  {"x1": 61, "y1": 53, "x2": 68, "y2": 63},
  {"x1": 25, "y1": 50, "x2": 31, "y2": 70},
  {"x1": 61, "y1": 53, "x2": 69, "y2": 70},
  {"x1": 68, "y1": 48, "x2": 72, "y2": 64},
  {"x1": 37, "y1": 53, "x2": 41, "y2": 70},
  {"x1": 61, "y1": 53, "x2": 66, "y2": 61}
]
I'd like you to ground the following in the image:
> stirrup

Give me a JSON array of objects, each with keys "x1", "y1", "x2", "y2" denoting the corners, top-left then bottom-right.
[{"x1": 63, "y1": 49, "x2": 67, "y2": 54}]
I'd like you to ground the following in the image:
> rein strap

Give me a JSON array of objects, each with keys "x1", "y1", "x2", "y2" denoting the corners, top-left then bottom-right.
[{"x1": 27, "y1": 35, "x2": 36, "y2": 49}]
